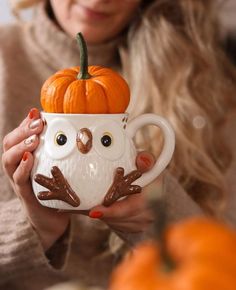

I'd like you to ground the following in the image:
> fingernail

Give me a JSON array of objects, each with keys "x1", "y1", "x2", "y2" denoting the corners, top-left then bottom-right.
[
  {"x1": 29, "y1": 119, "x2": 41, "y2": 129},
  {"x1": 139, "y1": 156, "x2": 151, "y2": 168},
  {"x1": 89, "y1": 211, "x2": 103, "y2": 219},
  {"x1": 22, "y1": 151, "x2": 29, "y2": 161},
  {"x1": 24, "y1": 135, "x2": 37, "y2": 145},
  {"x1": 28, "y1": 108, "x2": 38, "y2": 119}
]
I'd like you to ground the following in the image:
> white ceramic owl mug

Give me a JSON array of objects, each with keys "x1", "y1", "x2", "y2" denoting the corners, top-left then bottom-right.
[
  {"x1": 31, "y1": 112, "x2": 175, "y2": 211},
  {"x1": 31, "y1": 33, "x2": 175, "y2": 211}
]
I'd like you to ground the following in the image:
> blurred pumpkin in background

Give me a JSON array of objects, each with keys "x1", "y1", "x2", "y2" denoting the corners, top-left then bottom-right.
[
  {"x1": 109, "y1": 217, "x2": 236, "y2": 290},
  {"x1": 41, "y1": 33, "x2": 130, "y2": 114}
]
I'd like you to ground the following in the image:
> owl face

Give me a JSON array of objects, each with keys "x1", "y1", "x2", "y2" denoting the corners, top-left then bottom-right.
[
  {"x1": 43, "y1": 115, "x2": 127, "y2": 161},
  {"x1": 31, "y1": 113, "x2": 137, "y2": 210}
]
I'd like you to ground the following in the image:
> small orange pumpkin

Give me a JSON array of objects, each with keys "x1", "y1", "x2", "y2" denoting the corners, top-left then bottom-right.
[
  {"x1": 109, "y1": 218, "x2": 236, "y2": 290},
  {"x1": 41, "y1": 33, "x2": 130, "y2": 114}
]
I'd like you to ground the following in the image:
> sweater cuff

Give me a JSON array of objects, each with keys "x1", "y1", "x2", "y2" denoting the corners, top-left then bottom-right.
[
  {"x1": 45, "y1": 221, "x2": 72, "y2": 269},
  {"x1": 0, "y1": 198, "x2": 71, "y2": 283}
]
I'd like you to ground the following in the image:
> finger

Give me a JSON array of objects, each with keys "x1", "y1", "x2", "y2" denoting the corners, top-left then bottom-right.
[
  {"x1": 104, "y1": 207, "x2": 154, "y2": 224},
  {"x1": 135, "y1": 151, "x2": 155, "y2": 173},
  {"x1": 107, "y1": 222, "x2": 146, "y2": 233},
  {"x1": 12, "y1": 153, "x2": 60, "y2": 215},
  {"x1": 19, "y1": 108, "x2": 41, "y2": 127},
  {"x1": 106, "y1": 216, "x2": 153, "y2": 233},
  {"x1": 98, "y1": 209, "x2": 154, "y2": 233},
  {"x1": 90, "y1": 193, "x2": 147, "y2": 220},
  {"x1": 12, "y1": 152, "x2": 38, "y2": 204},
  {"x1": 2, "y1": 134, "x2": 39, "y2": 178},
  {"x1": 3, "y1": 109, "x2": 43, "y2": 152},
  {"x1": 12, "y1": 152, "x2": 33, "y2": 186}
]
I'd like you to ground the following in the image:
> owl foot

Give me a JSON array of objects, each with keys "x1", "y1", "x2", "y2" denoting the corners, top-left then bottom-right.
[
  {"x1": 103, "y1": 167, "x2": 142, "y2": 207},
  {"x1": 34, "y1": 166, "x2": 80, "y2": 207}
]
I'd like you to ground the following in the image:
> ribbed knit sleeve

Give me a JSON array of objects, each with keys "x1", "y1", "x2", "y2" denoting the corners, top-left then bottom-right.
[{"x1": 0, "y1": 198, "x2": 70, "y2": 289}]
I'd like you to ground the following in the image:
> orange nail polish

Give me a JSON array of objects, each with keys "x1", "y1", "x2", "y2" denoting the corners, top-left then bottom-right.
[
  {"x1": 28, "y1": 108, "x2": 38, "y2": 119},
  {"x1": 140, "y1": 156, "x2": 151, "y2": 167},
  {"x1": 22, "y1": 152, "x2": 29, "y2": 161},
  {"x1": 89, "y1": 211, "x2": 103, "y2": 219}
]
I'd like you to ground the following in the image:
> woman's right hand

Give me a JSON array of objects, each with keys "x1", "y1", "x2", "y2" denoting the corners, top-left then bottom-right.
[{"x1": 2, "y1": 108, "x2": 70, "y2": 251}]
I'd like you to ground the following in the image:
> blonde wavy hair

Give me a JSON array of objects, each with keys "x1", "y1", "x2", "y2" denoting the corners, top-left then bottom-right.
[
  {"x1": 9, "y1": 0, "x2": 41, "y2": 16},
  {"x1": 127, "y1": 0, "x2": 236, "y2": 214},
  {"x1": 11, "y1": 0, "x2": 236, "y2": 215}
]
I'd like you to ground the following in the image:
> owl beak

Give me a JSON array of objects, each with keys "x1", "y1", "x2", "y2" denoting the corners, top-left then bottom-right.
[{"x1": 77, "y1": 128, "x2": 93, "y2": 154}]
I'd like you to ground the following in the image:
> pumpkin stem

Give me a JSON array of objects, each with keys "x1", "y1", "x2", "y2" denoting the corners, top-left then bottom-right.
[{"x1": 76, "y1": 32, "x2": 92, "y2": 80}]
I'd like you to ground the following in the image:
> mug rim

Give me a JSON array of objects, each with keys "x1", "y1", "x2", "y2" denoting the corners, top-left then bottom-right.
[{"x1": 40, "y1": 111, "x2": 129, "y2": 117}]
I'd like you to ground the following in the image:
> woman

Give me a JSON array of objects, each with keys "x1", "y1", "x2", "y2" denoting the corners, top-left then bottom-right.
[{"x1": 0, "y1": 0, "x2": 236, "y2": 289}]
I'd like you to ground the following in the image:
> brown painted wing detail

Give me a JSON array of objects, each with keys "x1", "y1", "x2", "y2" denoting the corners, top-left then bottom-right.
[
  {"x1": 103, "y1": 167, "x2": 142, "y2": 207},
  {"x1": 34, "y1": 166, "x2": 80, "y2": 207}
]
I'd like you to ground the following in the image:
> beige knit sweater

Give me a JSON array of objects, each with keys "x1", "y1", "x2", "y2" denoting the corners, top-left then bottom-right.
[{"x1": 0, "y1": 4, "x2": 235, "y2": 290}]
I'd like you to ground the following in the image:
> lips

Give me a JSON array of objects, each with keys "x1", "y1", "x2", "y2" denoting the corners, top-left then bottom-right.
[{"x1": 75, "y1": 3, "x2": 111, "y2": 21}]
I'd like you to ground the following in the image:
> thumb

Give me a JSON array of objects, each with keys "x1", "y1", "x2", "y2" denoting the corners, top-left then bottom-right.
[{"x1": 135, "y1": 151, "x2": 155, "y2": 173}]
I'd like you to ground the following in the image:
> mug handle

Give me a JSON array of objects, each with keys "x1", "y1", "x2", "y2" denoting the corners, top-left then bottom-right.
[{"x1": 126, "y1": 113, "x2": 175, "y2": 187}]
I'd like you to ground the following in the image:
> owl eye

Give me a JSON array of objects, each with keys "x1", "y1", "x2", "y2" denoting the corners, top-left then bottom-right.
[
  {"x1": 101, "y1": 133, "x2": 113, "y2": 147},
  {"x1": 55, "y1": 132, "x2": 67, "y2": 146},
  {"x1": 44, "y1": 118, "x2": 76, "y2": 159},
  {"x1": 94, "y1": 120, "x2": 125, "y2": 161}
]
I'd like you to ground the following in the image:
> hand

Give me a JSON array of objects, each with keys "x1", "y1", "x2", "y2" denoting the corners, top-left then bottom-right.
[
  {"x1": 2, "y1": 108, "x2": 70, "y2": 251},
  {"x1": 89, "y1": 151, "x2": 163, "y2": 233}
]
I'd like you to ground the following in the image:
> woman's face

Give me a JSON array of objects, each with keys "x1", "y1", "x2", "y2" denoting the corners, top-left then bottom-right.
[{"x1": 49, "y1": 0, "x2": 140, "y2": 44}]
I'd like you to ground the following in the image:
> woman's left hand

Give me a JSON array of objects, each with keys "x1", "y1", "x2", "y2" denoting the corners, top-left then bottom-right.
[{"x1": 89, "y1": 151, "x2": 162, "y2": 233}]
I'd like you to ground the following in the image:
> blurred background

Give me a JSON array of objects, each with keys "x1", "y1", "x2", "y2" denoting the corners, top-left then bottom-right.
[
  {"x1": 0, "y1": 0, "x2": 33, "y2": 23},
  {"x1": 218, "y1": 0, "x2": 236, "y2": 34}
]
